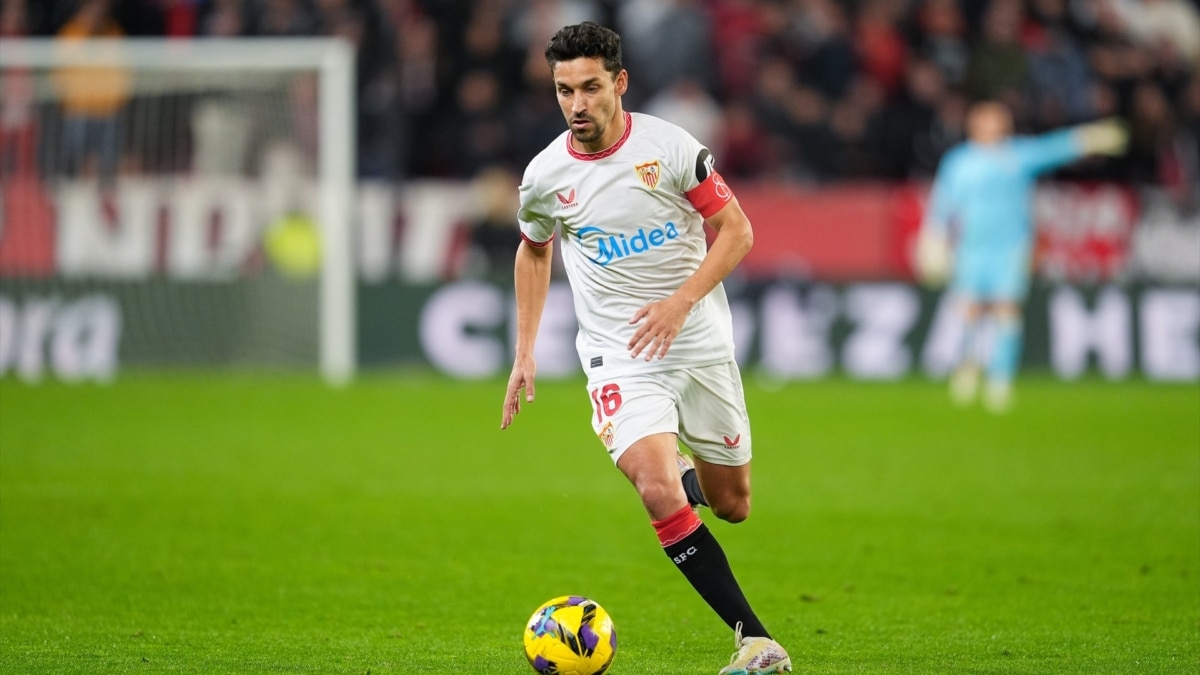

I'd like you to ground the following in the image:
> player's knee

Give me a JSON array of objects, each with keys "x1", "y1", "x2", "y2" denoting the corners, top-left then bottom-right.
[
  {"x1": 712, "y1": 497, "x2": 751, "y2": 524},
  {"x1": 634, "y1": 475, "x2": 685, "y2": 512}
]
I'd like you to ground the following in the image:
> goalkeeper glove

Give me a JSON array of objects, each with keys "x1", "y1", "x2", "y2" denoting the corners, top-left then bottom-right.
[
  {"x1": 914, "y1": 227, "x2": 953, "y2": 287},
  {"x1": 1077, "y1": 118, "x2": 1129, "y2": 157}
]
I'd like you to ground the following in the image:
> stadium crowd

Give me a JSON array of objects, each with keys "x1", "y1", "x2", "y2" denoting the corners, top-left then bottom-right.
[{"x1": 5, "y1": 0, "x2": 1199, "y2": 195}]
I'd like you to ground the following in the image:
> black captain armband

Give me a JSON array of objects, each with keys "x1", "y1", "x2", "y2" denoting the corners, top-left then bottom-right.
[{"x1": 695, "y1": 148, "x2": 716, "y2": 183}]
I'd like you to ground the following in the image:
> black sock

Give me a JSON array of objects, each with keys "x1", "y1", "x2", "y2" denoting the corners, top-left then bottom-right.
[
  {"x1": 664, "y1": 522, "x2": 771, "y2": 639},
  {"x1": 681, "y1": 468, "x2": 708, "y2": 508}
]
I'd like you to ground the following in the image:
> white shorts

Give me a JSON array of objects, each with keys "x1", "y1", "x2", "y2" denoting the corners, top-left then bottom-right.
[{"x1": 586, "y1": 361, "x2": 752, "y2": 466}]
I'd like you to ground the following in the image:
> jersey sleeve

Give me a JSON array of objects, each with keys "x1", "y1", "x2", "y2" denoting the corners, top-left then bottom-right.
[
  {"x1": 1016, "y1": 129, "x2": 1084, "y2": 176},
  {"x1": 666, "y1": 126, "x2": 734, "y2": 219},
  {"x1": 923, "y1": 148, "x2": 962, "y2": 234},
  {"x1": 516, "y1": 166, "x2": 556, "y2": 247}
]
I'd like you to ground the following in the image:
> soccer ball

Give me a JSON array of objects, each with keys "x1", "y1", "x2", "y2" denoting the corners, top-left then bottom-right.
[{"x1": 523, "y1": 595, "x2": 617, "y2": 675}]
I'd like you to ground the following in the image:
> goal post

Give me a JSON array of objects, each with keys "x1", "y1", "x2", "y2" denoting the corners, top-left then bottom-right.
[{"x1": 0, "y1": 38, "x2": 357, "y2": 384}]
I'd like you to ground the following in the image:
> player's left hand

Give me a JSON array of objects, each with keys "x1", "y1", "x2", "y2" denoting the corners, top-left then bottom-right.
[
  {"x1": 628, "y1": 295, "x2": 690, "y2": 361},
  {"x1": 1078, "y1": 118, "x2": 1129, "y2": 157}
]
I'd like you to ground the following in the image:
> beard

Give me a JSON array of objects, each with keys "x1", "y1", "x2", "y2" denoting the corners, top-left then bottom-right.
[{"x1": 569, "y1": 114, "x2": 605, "y2": 144}]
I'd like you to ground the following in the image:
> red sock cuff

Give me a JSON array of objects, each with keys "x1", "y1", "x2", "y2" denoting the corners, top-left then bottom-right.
[{"x1": 652, "y1": 505, "x2": 703, "y2": 547}]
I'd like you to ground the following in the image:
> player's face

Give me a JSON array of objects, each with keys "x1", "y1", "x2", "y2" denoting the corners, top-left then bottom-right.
[
  {"x1": 552, "y1": 57, "x2": 628, "y2": 151},
  {"x1": 968, "y1": 103, "x2": 1013, "y2": 145}
]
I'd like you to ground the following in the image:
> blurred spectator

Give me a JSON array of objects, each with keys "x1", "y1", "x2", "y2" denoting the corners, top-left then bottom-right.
[
  {"x1": 1127, "y1": 80, "x2": 1177, "y2": 183},
  {"x1": 919, "y1": 86, "x2": 969, "y2": 171},
  {"x1": 508, "y1": 51, "x2": 564, "y2": 168},
  {"x1": 1108, "y1": 0, "x2": 1200, "y2": 66},
  {"x1": 616, "y1": 0, "x2": 717, "y2": 106},
  {"x1": 1025, "y1": 6, "x2": 1094, "y2": 126},
  {"x1": 828, "y1": 76, "x2": 885, "y2": 178},
  {"x1": 506, "y1": 0, "x2": 606, "y2": 52},
  {"x1": 199, "y1": 0, "x2": 247, "y2": 36},
  {"x1": 749, "y1": 57, "x2": 811, "y2": 176},
  {"x1": 644, "y1": 78, "x2": 723, "y2": 151},
  {"x1": 155, "y1": 0, "x2": 199, "y2": 38},
  {"x1": 390, "y1": 6, "x2": 438, "y2": 177},
  {"x1": 464, "y1": 164, "x2": 522, "y2": 279},
  {"x1": 453, "y1": 4, "x2": 524, "y2": 98},
  {"x1": 436, "y1": 69, "x2": 511, "y2": 177},
  {"x1": 110, "y1": 0, "x2": 168, "y2": 36},
  {"x1": 1087, "y1": 0, "x2": 1151, "y2": 101},
  {"x1": 784, "y1": 84, "x2": 838, "y2": 180},
  {"x1": 1171, "y1": 76, "x2": 1200, "y2": 209},
  {"x1": 707, "y1": 0, "x2": 767, "y2": 101},
  {"x1": 321, "y1": 3, "x2": 402, "y2": 178},
  {"x1": 7, "y1": 0, "x2": 1193, "y2": 189},
  {"x1": 879, "y1": 58, "x2": 947, "y2": 178},
  {"x1": 253, "y1": 0, "x2": 316, "y2": 36},
  {"x1": 53, "y1": 0, "x2": 130, "y2": 184},
  {"x1": 1, "y1": 0, "x2": 36, "y2": 178},
  {"x1": 188, "y1": 0, "x2": 252, "y2": 177},
  {"x1": 913, "y1": 0, "x2": 970, "y2": 87},
  {"x1": 23, "y1": 0, "x2": 69, "y2": 34},
  {"x1": 717, "y1": 99, "x2": 775, "y2": 180},
  {"x1": 966, "y1": 0, "x2": 1028, "y2": 111},
  {"x1": 795, "y1": 0, "x2": 857, "y2": 100},
  {"x1": 854, "y1": 0, "x2": 909, "y2": 98}
]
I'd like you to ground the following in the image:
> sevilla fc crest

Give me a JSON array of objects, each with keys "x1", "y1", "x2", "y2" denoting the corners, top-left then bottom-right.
[
  {"x1": 599, "y1": 421, "x2": 616, "y2": 452},
  {"x1": 635, "y1": 161, "x2": 660, "y2": 190}
]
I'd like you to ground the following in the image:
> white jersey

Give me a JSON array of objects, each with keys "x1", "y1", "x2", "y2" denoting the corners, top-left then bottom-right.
[{"x1": 518, "y1": 112, "x2": 737, "y2": 378}]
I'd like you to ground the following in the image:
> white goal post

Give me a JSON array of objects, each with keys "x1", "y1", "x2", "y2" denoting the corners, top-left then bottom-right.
[{"x1": 0, "y1": 38, "x2": 357, "y2": 384}]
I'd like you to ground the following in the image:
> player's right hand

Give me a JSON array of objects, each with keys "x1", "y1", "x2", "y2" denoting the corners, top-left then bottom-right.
[{"x1": 501, "y1": 356, "x2": 537, "y2": 430}]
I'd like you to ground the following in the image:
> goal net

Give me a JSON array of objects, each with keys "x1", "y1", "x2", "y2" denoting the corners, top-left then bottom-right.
[{"x1": 0, "y1": 38, "x2": 355, "y2": 383}]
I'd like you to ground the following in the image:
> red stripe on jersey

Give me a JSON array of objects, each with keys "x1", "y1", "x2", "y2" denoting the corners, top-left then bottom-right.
[
  {"x1": 685, "y1": 171, "x2": 734, "y2": 219},
  {"x1": 521, "y1": 231, "x2": 554, "y2": 248},
  {"x1": 566, "y1": 111, "x2": 633, "y2": 161},
  {"x1": 652, "y1": 505, "x2": 703, "y2": 547}
]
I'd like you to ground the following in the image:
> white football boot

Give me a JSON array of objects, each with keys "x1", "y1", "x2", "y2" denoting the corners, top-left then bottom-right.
[
  {"x1": 983, "y1": 380, "x2": 1013, "y2": 414},
  {"x1": 949, "y1": 364, "x2": 980, "y2": 407},
  {"x1": 718, "y1": 622, "x2": 792, "y2": 674}
]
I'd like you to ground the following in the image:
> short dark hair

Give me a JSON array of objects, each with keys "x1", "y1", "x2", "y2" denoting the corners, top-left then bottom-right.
[{"x1": 544, "y1": 21, "x2": 623, "y2": 76}]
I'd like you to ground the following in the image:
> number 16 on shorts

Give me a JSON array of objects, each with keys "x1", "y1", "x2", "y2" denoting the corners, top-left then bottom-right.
[
  {"x1": 591, "y1": 383, "x2": 623, "y2": 424},
  {"x1": 591, "y1": 383, "x2": 623, "y2": 453}
]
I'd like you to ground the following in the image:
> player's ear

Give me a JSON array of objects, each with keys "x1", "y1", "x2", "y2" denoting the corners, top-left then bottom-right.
[{"x1": 613, "y1": 69, "x2": 628, "y2": 96}]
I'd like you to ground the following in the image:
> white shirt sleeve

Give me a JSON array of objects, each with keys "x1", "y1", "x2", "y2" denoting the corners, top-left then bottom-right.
[{"x1": 517, "y1": 163, "x2": 556, "y2": 245}]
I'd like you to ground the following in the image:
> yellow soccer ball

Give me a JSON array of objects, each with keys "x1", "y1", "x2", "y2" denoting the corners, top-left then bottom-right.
[
  {"x1": 523, "y1": 596, "x2": 617, "y2": 675},
  {"x1": 264, "y1": 213, "x2": 321, "y2": 278}
]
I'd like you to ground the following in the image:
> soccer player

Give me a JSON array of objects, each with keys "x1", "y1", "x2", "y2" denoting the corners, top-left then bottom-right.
[
  {"x1": 915, "y1": 100, "x2": 1127, "y2": 412},
  {"x1": 500, "y1": 22, "x2": 792, "y2": 675}
]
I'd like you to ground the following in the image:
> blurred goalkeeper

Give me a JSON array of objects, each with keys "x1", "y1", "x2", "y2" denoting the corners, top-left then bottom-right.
[{"x1": 915, "y1": 101, "x2": 1127, "y2": 412}]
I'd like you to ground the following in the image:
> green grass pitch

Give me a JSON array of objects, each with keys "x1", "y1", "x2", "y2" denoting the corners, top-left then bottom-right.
[{"x1": 1, "y1": 373, "x2": 1197, "y2": 673}]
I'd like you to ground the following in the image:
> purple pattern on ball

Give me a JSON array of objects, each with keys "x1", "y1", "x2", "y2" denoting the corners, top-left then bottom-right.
[
  {"x1": 567, "y1": 596, "x2": 587, "y2": 606},
  {"x1": 610, "y1": 628, "x2": 618, "y2": 649},
  {"x1": 533, "y1": 655, "x2": 551, "y2": 672},
  {"x1": 579, "y1": 623, "x2": 599, "y2": 651}
]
